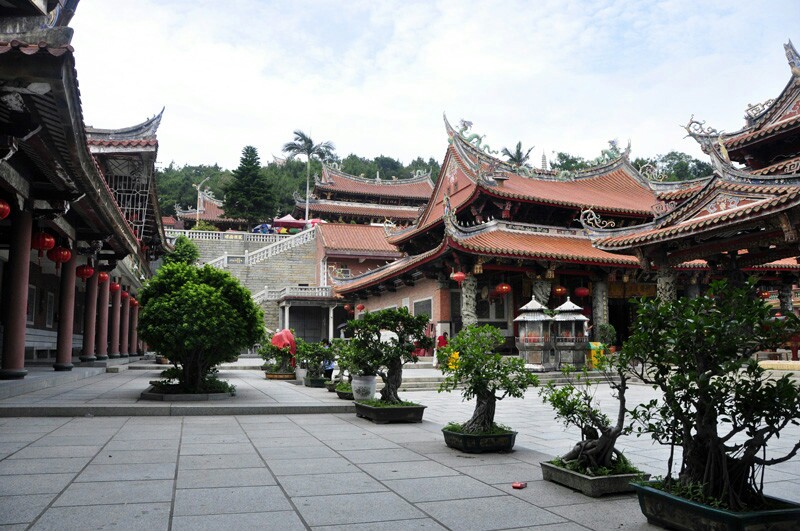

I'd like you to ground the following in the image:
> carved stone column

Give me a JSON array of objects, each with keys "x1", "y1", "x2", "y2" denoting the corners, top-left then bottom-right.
[
  {"x1": 656, "y1": 267, "x2": 677, "y2": 302},
  {"x1": 779, "y1": 282, "x2": 794, "y2": 314},
  {"x1": 591, "y1": 276, "x2": 609, "y2": 339},
  {"x1": 460, "y1": 274, "x2": 478, "y2": 327}
]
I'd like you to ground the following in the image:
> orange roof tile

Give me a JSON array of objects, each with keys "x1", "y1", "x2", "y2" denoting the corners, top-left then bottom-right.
[
  {"x1": 318, "y1": 224, "x2": 403, "y2": 256},
  {"x1": 175, "y1": 198, "x2": 243, "y2": 223},
  {"x1": 305, "y1": 200, "x2": 420, "y2": 220},
  {"x1": 726, "y1": 113, "x2": 800, "y2": 150},
  {"x1": 751, "y1": 154, "x2": 800, "y2": 176},
  {"x1": 318, "y1": 166, "x2": 433, "y2": 200}
]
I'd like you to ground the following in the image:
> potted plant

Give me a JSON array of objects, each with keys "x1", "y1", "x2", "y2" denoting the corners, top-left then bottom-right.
[
  {"x1": 296, "y1": 338, "x2": 328, "y2": 388},
  {"x1": 538, "y1": 352, "x2": 647, "y2": 497},
  {"x1": 329, "y1": 338, "x2": 354, "y2": 399},
  {"x1": 258, "y1": 342, "x2": 295, "y2": 380},
  {"x1": 437, "y1": 325, "x2": 539, "y2": 452},
  {"x1": 620, "y1": 280, "x2": 800, "y2": 529},
  {"x1": 596, "y1": 322, "x2": 616, "y2": 352},
  {"x1": 347, "y1": 307, "x2": 432, "y2": 422}
]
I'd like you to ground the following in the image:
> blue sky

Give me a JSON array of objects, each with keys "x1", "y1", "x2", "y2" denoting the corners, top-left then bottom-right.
[{"x1": 71, "y1": 0, "x2": 800, "y2": 171}]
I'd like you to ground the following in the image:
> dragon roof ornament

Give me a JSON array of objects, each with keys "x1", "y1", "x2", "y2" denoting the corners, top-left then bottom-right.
[
  {"x1": 785, "y1": 39, "x2": 800, "y2": 78},
  {"x1": 579, "y1": 208, "x2": 616, "y2": 229}
]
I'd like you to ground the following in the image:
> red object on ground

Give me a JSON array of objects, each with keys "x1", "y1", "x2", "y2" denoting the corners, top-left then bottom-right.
[
  {"x1": 512, "y1": 482, "x2": 527, "y2": 489},
  {"x1": 271, "y1": 328, "x2": 296, "y2": 356}
]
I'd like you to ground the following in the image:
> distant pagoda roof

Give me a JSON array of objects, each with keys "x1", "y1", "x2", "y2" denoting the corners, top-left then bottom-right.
[
  {"x1": 316, "y1": 164, "x2": 434, "y2": 200},
  {"x1": 175, "y1": 190, "x2": 244, "y2": 223}
]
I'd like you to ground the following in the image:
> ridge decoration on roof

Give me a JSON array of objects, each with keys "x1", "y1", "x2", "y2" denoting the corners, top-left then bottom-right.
[
  {"x1": 86, "y1": 108, "x2": 164, "y2": 142},
  {"x1": 314, "y1": 163, "x2": 434, "y2": 199}
]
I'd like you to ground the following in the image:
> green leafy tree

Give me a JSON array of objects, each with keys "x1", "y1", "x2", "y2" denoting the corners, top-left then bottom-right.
[
  {"x1": 347, "y1": 308, "x2": 432, "y2": 403},
  {"x1": 501, "y1": 141, "x2": 534, "y2": 167},
  {"x1": 163, "y1": 235, "x2": 199, "y2": 266},
  {"x1": 549, "y1": 152, "x2": 590, "y2": 172},
  {"x1": 156, "y1": 163, "x2": 231, "y2": 215},
  {"x1": 282, "y1": 131, "x2": 335, "y2": 222},
  {"x1": 634, "y1": 151, "x2": 712, "y2": 181},
  {"x1": 437, "y1": 325, "x2": 539, "y2": 433},
  {"x1": 223, "y1": 146, "x2": 274, "y2": 228},
  {"x1": 191, "y1": 220, "x2": 219, "y2": 231},
  {"x1": 138, "y1": 263, "x2": 264, "y2": 393},
  {"x1": 620, "y1": 280, "x2": 800, "y2": 510}
]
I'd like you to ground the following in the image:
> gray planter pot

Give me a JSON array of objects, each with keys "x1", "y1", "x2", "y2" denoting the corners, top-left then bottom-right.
[
  {"x1": 351, "y1": 375, "x2": 377, "y2": 401},
  {"x1": 441, "y1": 428, "x2": 517, "y2": 453},
  {"x1": 354, "y1": 402, "x2": 425, "y2": 423},
  {"x1": 540, "y1": 461, "x2": 649, "y2": 497}
]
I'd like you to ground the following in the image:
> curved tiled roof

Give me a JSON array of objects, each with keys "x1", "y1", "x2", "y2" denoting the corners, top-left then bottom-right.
[
  {"x1": 751, "y1": 154, "x2": 800, "y2": 176},
  {"x1": 87, "y1": 139, "x2": 158, "y2": 148},
  {"x1": 302, "y1": 199, "x2": 420, "y2": 221},
  {"x1": 726, "y1": 113, "x2": 800, "y2": 150},
  {"x1": 317, "y1": 166, "x2": 434, "y2": 200},
  {"x1": 318, "y1": 224, "x2": 402, "y2": 256}
]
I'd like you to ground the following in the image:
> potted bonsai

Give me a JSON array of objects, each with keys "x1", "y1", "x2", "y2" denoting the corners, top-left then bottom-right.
[
  {"x1": 296, "y1": 338, "x2": 328, "y2": 388},
  {"x1": 596, "y1": 322, "x2": 616, "y2": 352},
  {"x1": 329, "y1": 338, "x2": 355, "y2": 400},
  {"x1": 620, "y1": 280, "x2": 800, "y2": 529},
  {"x1": 538, "y1": 352, "x2": 647, "y2": 496},
  {"x1": 437, "y1": 324, "x2": 539, "y2": 452},
  {"x1": 347, "y1": 307, "x2": 432, "y2": 422},
  {"x1": 260, "y1": 329, "x2": 296, "y2": 380}
]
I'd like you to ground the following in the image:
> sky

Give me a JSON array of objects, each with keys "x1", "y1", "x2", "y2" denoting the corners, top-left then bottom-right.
[{"x1": 70, "y1": 0, "x2": 800, "y2": 171}]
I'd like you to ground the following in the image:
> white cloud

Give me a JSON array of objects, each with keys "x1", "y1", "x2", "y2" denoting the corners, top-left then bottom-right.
[{"x1": 70, "y1": 0, "x2": 800, "y2": 170}]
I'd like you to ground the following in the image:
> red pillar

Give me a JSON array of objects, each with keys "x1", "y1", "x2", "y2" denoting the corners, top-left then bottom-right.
[
  {"x1": 0, "y1": 208, "x2": 32, "y2": 379},
  {"x1": 54, "y1": 251, "x2": 77, "y2": 371},
  {"x1": 119, "y1": 293, "x2": 130, "y2": 357},
  {"x1": 129, "y1": 303, "x2": 139, "y2": 356},
  {"x1": 95, "y1": 275, "x2": 109, "y2": 361},
  {"x1": 79, "y1": 268, "x2": 99, "y2": 362},
  {"x1": 108, "y1": 286, "x2": 121, "y2": 358}
]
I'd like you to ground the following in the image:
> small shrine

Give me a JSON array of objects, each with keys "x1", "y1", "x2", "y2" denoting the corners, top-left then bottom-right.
[
  {"x1": 553, "y1": 297, "x2": 590, "y2": 368},
  {"x1": 514, "y1": 296, "x2": 554, "y2": 372}
]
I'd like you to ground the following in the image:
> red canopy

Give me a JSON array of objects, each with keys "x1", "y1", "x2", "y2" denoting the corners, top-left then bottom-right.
[
  {"x1": 272, "y1": 214, "x2": 321, "y2": 229},
  {"x1": 271, "y1": 329, "x2": 296, "y2": 355}
]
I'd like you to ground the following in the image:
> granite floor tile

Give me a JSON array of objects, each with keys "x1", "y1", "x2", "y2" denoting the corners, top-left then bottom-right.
[
  {"x1": 77, "y1": 462, "x2": 176, "y2": 482},
  {"x1": 173, "y1": 485, "x2": 291, "y2": 516},
  {"x1": 545, "y1": 498, "x2": 658, "y2": 531},
  {"x1": 29, "y1": 502, "x2": 171, "y2": 531},
  {"x1": 417, "y1": 496, "x2": 565, "y2": 530},
  {"x1": 280, "y1": 471, "x2": 388, "y2": 497},
  {"x1": 359, "y1": 460, "x2": 459, "y2": 480},
  {"x1": 0, "y1": 494, "x2": 55, "y2": 525},
  {"x1": 455, "y1": 462, "x2": 543, "y2": 484},
  {"x1": 383, "y1": 475, "x2": 506, "y2": 502},
  {"x1": 177, "y1": 467, "x2": 276, "y2": 489},
  {"x1": 171, "y1": 510, "x2": 306, "y2": 531},
  {"x1": 179, "y1": 453, "x2": 265, "y2": 470},
  {"x1": 0, "y1": 473, "x2": 75, "y2": 495},
  {"x1": 293, "y1": 491, "x2": 425, "y2": 526},
  {"x1": 54, "y1": 479, "x2": 173, "y2": 506},
  {"x1": 0, "y1": 457, "x2": 90, "y2": 475},
  {"x1": 311, "y1": 518, "x2": 448, "y2": 530},
  {"x1": 267, "y1": 456, "x2": 359, "y2": 476}
]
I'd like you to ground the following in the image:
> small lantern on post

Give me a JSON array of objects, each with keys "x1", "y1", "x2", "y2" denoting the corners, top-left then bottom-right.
[
  {"x1": 46, "y1": 246, "x2": 72, "y2": 273},
  {"x1": 109, "y1": 282, "x2": 121, "y2": 293},
  {"x1": 75, "y1": 262, "x2": 94, "y2": 283},
  {"x1": 31, "y1": 231, "x2": 55, "y2": 260},
  {"x1": 97, "y1": 271, "x2": 109, "y2": 284}
]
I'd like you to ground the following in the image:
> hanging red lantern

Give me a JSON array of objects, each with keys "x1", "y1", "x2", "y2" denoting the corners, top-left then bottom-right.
[
  {"x1": 574, "y1": 286, "x2": 591, "y2": 298},
  {"x1": 109, "y1": 282, "x2": 121, "y2": 293},
  {"x1": 495, "y1": 282, "x2": 511, "y2": 295},
  {"x1": 31, "y1": 231, "x2": 55, "y2": 258},
  {"x1": 452, "y1": 271, "x2": 466, "y2": 285},
  {"x1": 130, "y1": 298, "x2": 138, "y2": 307},
  {"x1": 343, "y1": 304, "x2": 352, "y2": 312},
  {"x1": 759, "y1": 290, "x2": 771, "y2": 299},
  {"x1": 356, "y1": 303, "x2": 365, "y2": 311},
  {"x1": 121, "y1": 291, "x2": 130, "y2": 299},
  {"x1": 97, "y1": 271, "x2": 109, "y2": 284},
  {"x1": 46, "y1": 246, "x2": 71, "y2": 271},
  {"x1": 75, "y1": 263, "x2": 94, "y2": 283},
  {"x1": 554, "y1": 285, "x2": 568, "y2": 296},
  {"x1": 0, "y1": 198, "x2": 10, "y2": 220}
]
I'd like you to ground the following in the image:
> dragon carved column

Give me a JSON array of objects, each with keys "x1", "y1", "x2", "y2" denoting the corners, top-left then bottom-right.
[
  {"x1": 461, "y1": 274, "x2": 478, "y2": 327},
  {"x1": 656, "y1": 267, "x2": 677, "y2": 302},
  {"x1": 591, "y1": 275, "x2": 609, "y2": 337}
]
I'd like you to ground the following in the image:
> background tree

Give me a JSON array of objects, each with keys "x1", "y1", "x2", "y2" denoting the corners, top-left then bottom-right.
[
  {"x1": 138, "y1": 263, "x2": 264, "y2": 393},
  {"x1": 162, "y1": 235, "x2": 199, "y2": 266},
  {"x1": 223, "y1": 146, "x2": 274, "y2": 228},
  {"x1": 502, "y1": 141, "x2": 534, "y2": 167},
  {"x1": 549, "y1": 152, "x2": 590, "y2": 172},
  {"x1": 633, "y1": 151, "x2": 713, "y2": 181},
  {"x1": 282, "y1": 130, "x2": 335, "y2": 222},
  {"x1": 156, "y1": 163, "x2": 231, "y2": 215}
]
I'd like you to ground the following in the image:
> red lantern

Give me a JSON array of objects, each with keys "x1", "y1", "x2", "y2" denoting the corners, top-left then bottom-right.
[
  {"x1": 46, "y1": 246, "x2": 71, "y2": 271},
  {"x1": 343, "y1": 304, "x2": 352, "y2": 312},
  {"x1": 495, "y1": 282, "x2": 511, "y2": 295},
  {"x1": 574, "y1": 286, "x2": 591, "y2": 298},
  {"x1": 97, "y1": 271, "x2": 109, "y2": 284},
  {"x1": 31, "y1": 231, "x2": 55, "y2": 258},
  {"x1": 356, "y1": 303, "x2": 365, "y2": 311},
  {"x1": 121, "y1": 291, "x2": 130, "y2": 299},
  {"x1": 0, "y1": 198, "x2": 10, "y2": 220},
  {"x1": 109, "y1": 282, "x2": 121, "y2": 293},
  {"x1": 554, "y1": 286, "x2": 568, "y2": 296},
  {"x1": 759, "y1": 290, "x2": 771, "y2": 299},
  {"x1": 75, "y1": 264, "x2": 94, "y2": 283},
  {"x1": 452, "y1": 271, "x2": 466, "y2": 285},
  {"x1": 130, "y1": 298, "x2": 138, "y2": 307}
]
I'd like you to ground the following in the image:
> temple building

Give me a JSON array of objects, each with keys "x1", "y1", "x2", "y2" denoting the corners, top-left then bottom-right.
[
  {"x1": 293, "y1": 163, "x2": 433, "y2": 225},
  {"x1": 174, "y1": 188, "x2": 247, "y2": 231},
  {"x1": 0, "y1": 1, "x2": 165, "y2": 379}
]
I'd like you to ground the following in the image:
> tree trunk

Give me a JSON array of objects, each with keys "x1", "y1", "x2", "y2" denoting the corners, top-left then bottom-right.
[
  {"x1": 379, "y1": 358, "x2": 403, "y2": 403},
  {"x1": 463, "y1": 393, "x2": 496, "y2": 433}
]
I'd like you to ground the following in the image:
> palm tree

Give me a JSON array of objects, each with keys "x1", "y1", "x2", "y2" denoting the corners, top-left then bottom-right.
[
  {"x1": 501, "y1": 141, "x2": 534, "y2": 167},
  {"x1": 282, "y1": 130, "x2": 335, "y2": 225}
]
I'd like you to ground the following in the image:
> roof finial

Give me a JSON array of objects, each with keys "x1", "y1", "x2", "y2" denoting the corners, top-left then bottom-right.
[{"x1": 785, "y1": 39, "x2": 800, "y2": 77}]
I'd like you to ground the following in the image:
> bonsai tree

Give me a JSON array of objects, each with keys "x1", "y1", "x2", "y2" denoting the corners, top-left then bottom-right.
[
  {"x1": 259, "y1": 341, "x2": 293, "y2": 374},
  {"x1": 539, "y1": 352, "x2": 637, "y2": 475},
  {"x1": 329, "y1": 338, "x2": 353, "y2": 384},
  {"x1": 620, "y1": 280, "x2": 800, "y2": 510},
  {"x1": 347, "y1": 307, "x2": 432, "y2": 404},
  {"x1": 138, "y1": 262, "x2": 264, "y2": 393},
  {"x1": 596, "y1": 322, "x2": 616, "y2": 348},
  {"x1": 438, "y1": 325, "x2": 539, "y2": 433},
  {"x1": 296, "y1": 338, "x2": 327, "y2": 378}
]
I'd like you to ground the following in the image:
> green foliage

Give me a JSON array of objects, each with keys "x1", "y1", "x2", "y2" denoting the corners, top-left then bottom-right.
[
  {"x1": 295, "y1": 338, "x2": 330, "y2": 378},
  {"x1": 550, "y1": 454, "x2": 641, "y2": 477},
  {"x1": 223, "y1": 146, "x2": 274, "y2": 228},
  {"x1": 335, "y1": 381, "x2": 352, "y2": 393},
  {"x1": 633, "y1": 151, "x2": 712, "y2": 181},
  {"x1": 501, "y1": 141, "x2": 534, "y2": 167},
  {"x1": 346, "y1": 308, "x2": 433, "y2": 403},
  {"x1": 549, "y1": 152, "x2": 590, "y2": 172},
  {"x1": 191, "y1": 220, "x2": 219, "y2": 231},
  {"x1": 138, "y1": 262, "x2": 264, "y2": 393},
  {"x1": 443, "y1": 421, "x2": 514, "y2": 435},
  {"x1": 156, "y1": 163, "x2": 231, "y2": 216},
  {"x1": 596, "y1": 323, "x2": 616, "y2": 346},
  {"x1": 150, "y1": 367, "x2": 236, "y2": 395},
  {"x1": 258, "y1": 341, "x2": 293, "y2": 374},
  {"x1": 620, "y1": 279, "x2": 800, "y2": 510},
  {"x1": 357, "y1": 398, "x2": 420, "y2": 408},
  {"x1": 438, "y1": 325, "x2": 538, "y2": 402},
  {"x1": 163, "y1": 235, "x2": 199, "y2": 266},
  {"x1": 540, "y1": 364, "x2": 611, "y2": 435}
]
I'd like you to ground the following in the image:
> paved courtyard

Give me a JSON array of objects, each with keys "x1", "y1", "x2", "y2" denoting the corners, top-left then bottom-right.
[{"x1": 0, "y1": 369, "x2": 798, "y2": 530}]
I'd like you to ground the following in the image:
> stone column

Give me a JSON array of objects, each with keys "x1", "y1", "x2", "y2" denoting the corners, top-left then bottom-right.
[
  {"x1": 94, "y1": 275, "x2": 110, "y2": 361},
  {"x1": 79, "y1": 268, "x2": 99, "y2": 362},
  {"x1": 0, "y1": 208, "x2": 32, "y2": 379},
  {"x1": 119, "y1": 294, "x2": 130, "y2": 357},
  {"x1": 591, "y1": 276, "x2": 609, "y2": 340},
  {"x1": 327, "y1": 306, "x2": 334, "y2": 339},
  {"x1": 284, "y1": 305, "x2": 290, "y2": 330},
  {"x1": 108, "y1": 287, "x2": 121, "y2": 358},
  {"x1": 460, "y1": 274, "x2": 478, "y2": 327},
  {"x1": 779, "y1": 282, "x2": 794, "y2": 314},
  {"x1": 54, "y1": 251, "x2": 77, "y2": 371},
  {"x1": 129, "y1": 303, "x2": 139, "y2": 356},
  {"x1": 656, "y1": 267, "x2": 677, "y2": 302}
]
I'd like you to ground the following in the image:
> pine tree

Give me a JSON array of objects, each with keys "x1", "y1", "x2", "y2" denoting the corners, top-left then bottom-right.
[{"x1": 223, "y1": 146, "x2": 273, "y2": 228}]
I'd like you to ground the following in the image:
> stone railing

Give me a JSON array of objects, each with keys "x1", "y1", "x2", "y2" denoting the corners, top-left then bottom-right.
[
  {"x1": 201, "y1": 228, "x2": 316, "y2": 269},
  {"x1": 255, "y1": 285, "x2": 333, "y2": 301},
  {"x1": 165, "y1": 229, "x2": 288, "y2": 244}
]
